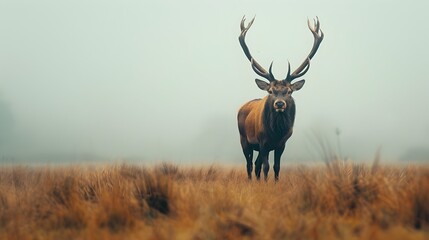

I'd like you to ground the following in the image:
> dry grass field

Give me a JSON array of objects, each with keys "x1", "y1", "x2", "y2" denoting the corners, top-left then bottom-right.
[{"x1": 0, "y1": 161, "x2": 428, "y2": 240}]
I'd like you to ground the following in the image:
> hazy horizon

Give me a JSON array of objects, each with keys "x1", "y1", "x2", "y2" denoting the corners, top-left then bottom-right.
[{"x1": 1, "y1": 0, "x2": 429, "y2": 165}]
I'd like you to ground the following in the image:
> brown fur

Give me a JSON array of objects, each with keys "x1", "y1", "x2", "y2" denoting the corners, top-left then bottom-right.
[{"x1": 238, "y1": 98, "x2": 266, "y2": 146}]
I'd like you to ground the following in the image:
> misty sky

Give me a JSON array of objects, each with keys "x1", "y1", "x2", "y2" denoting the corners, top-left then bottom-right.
[{"x1": 1, "y1": 0, "x2": 429, "y2": 164}]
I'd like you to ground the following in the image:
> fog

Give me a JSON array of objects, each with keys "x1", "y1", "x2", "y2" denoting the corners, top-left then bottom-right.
[{"x1": 1, "y1": 0, "x2": 429, "y2": 164}]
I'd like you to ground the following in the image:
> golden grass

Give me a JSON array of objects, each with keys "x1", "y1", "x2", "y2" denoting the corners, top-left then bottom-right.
[{"x1": 0, "y1": 161, "x2": 428, "y2": 239}]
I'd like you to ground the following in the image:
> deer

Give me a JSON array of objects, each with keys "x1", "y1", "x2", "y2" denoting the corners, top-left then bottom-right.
[{"x1": 237, "y1": 16, "x2": 324, "y2": 181}]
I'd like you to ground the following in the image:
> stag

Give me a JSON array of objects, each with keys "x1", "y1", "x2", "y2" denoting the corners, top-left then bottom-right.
[{"x1": 237, "y1": 16, "x2": 324, "y2": 181}]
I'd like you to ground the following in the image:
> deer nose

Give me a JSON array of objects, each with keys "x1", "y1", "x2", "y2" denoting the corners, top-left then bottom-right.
[{"x1": 275, "y1": 101, "x2": 285, "y2": 108}]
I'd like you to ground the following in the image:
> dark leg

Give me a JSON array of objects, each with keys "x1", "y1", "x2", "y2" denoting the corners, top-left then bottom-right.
[
  {"x1": 254, "y1": 153, "x2": 262, "y2": 181},
  {"x1": 274, "y1": 145, "x2": 285, "y2": 181},
  {"x1": 246, "y1": 151, "x2": 253, "y2": 180},
  {"x1": 240, "y1": 137, "x2": 253, "y2": 180},
  {"x1": 255, "y1": 150, "x2": 269, "y2": 181},
  {"x1": 263, "y1": 152, "x2": 270, "y2": 181}
]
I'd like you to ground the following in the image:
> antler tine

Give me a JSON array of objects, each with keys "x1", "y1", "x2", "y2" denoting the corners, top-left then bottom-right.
[
  {"x1": 286, "y1": 17, "x2": 324, "y2": 82},
  {"x1": 286, "y1": 58, "x2": 310, "y2": 82},
  {"x1": 307, "y1": 17, "x2": 324, "y2": 60},
  {"x1": 285, "y1": 61, "x2": 291, "y2": 81},
  {"x1": 268, "y1": 61, "x2": 275, "y2": 81},
  {"x1": 239, "y1": 16, "x2": 276, "y2": 82},
  {"x1": 240, "y1": 15, "x2": 254, "y2": 32}
]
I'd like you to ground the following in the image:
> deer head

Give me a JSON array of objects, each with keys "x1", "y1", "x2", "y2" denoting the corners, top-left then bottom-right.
[{"x1": 239, "y1": 16, "x2": 324, "y2": 112}]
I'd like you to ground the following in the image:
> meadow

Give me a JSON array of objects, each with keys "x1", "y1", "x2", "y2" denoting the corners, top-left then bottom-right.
[{"x1": 0, "y1": 161, "x2": 428, "y2": 239}]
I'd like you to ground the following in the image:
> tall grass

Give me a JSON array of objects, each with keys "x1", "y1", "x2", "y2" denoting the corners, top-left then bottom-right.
[{"x1": 0, "y1": 162, "x2": 428, "y2": 239}]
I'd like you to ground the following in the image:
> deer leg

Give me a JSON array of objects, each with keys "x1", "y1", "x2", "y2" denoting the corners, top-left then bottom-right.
[
  {"x1": 274, "y1": 145, "x2": 285, "y2": 181},
  {"x1": 246, "y1": 151, "x2": 254, "y2": 180},
  {"x1": 255, "y1": 150, "x2": 269, "y2": 181},
  {"x1": 240, "y1": 137, "x2": 254, "y2": 180},
  {"x1": 254, "y1": 153, "x2": 262, "y2": 181},
  {"x1": 262, "y1": 152, "x2": 270, "y2": 181},
  {"x1": 244, "y1": 149, "x2": 253, "y2": 180}
]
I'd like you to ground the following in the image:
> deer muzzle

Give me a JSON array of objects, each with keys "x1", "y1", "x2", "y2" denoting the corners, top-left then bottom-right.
[{"x1": 274, "y1": 100, "x2": 287, "y2": 112}]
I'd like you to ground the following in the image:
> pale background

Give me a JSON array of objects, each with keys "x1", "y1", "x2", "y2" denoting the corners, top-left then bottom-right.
[{"x1": 1, "y1": 0, "x2": 428, "y2": 164}]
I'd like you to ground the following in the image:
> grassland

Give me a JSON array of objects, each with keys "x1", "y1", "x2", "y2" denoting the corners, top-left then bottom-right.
[{"x1": 0, "y1": 161, "x2": 428, "y2": 239}]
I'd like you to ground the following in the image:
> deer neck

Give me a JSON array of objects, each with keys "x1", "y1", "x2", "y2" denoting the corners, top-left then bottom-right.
[{"x1": 262, "y1": 98, "x2": 296, "y2": 139}]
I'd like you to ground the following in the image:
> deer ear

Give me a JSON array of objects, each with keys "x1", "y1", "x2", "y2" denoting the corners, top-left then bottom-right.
[
  {"x1": 291, "y1": 80, "x2": 305, "y2": 91},
  {"x1": 255, "y1": 79, "x2": 270, "y2": 91}
]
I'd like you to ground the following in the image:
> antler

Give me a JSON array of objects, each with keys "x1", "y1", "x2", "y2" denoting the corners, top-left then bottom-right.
[
  {"x1": 285, "y1": 17, "x2": 324, "y2": 82},
  {"x1": 239, "y1": 16, "x2": 276, "y2": 82}
]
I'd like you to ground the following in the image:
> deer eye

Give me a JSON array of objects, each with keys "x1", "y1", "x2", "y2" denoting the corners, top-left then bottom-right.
[{"x1": 268, "y1": 89, "x2": 273, "y2": 94}]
